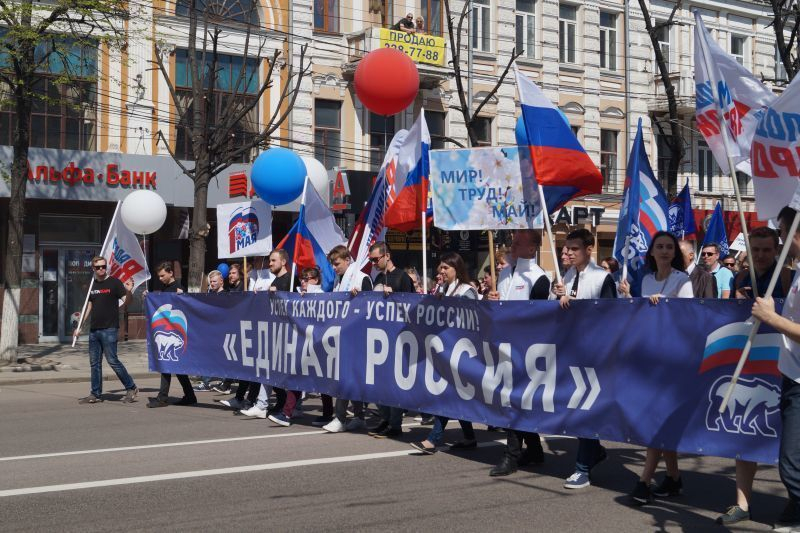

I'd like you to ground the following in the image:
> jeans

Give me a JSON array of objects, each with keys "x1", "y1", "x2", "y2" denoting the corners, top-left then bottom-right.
[
  {"x1": 88, "y1": 328, "x2": 135, "y2": 397},
  {"x1": 575, "y1": 438, "x2": 604, "y2": 474},
  {"x1": 157, "y1": 374, "x2": 195, "y2": 403},
  {"x1": 255, "y1": 384, "x2": 272, "y2": 410},
  {"x1": 426, "y1": 416, "x2": 475, "y2": 445},
  {"x1": 378, "y1": 405, "x2": 403, "y2": 429},
  {"x1": 781, "y1": 377, "x2": 800, "y2": 504},
  {"x1": 335, "y1": 399, "x2": 364, "y2": 423}
]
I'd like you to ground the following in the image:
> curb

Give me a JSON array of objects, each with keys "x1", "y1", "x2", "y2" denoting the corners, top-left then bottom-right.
[{"x1": 0, "y1": 371, "x2": 159, "y2": 387}]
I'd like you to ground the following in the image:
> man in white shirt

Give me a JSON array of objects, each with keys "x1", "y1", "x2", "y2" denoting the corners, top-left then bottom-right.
[{"x1": 750, "y1": 206, "x2": 800, "y2": 531}]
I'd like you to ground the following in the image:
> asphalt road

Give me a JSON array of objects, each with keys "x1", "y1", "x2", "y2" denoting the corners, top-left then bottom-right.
[{"x1": 0, "y1": 378, "x2": 789, "y2": 532}]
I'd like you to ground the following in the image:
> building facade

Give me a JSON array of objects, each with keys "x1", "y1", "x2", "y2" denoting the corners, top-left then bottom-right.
[{"x1": 0, "y1": 0, "x2": 787, "y2": 343}]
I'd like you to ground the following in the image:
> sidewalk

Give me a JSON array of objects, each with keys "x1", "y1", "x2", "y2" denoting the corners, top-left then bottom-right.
[{"x1": 0, "y1": 340, "x2": 157, "y2": 386}]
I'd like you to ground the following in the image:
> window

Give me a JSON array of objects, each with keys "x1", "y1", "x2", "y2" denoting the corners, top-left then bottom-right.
[
  {"x1": 314, "y1": 0, "x2": 340, "y2": 33},
  {"x1": 474, "y1": 117, "x2": 492, "y2": 147},
  {"x1": 369, "y1": 113, "x2": 395, "y2": 171},
  {"x1": 600, "y1": 129, "x2": 618, "y2": 190},
  {"x1": 559, "y1": 5, "x2": 577, "y2": 64},
  {"x1": 776, "y1": 44, "x2": 788, "y2": 81},
  {"x1": 570, "y1": 124, "x2": 580, "y2": 138},
  {"x1": 731, "y1": 34, "x2": 747, "y2": 66},
  {"x1": 654, "y1": 22, "x2": 671, "y2": 72},
  {"x1": 697, "y1": 140, "x2": 719, "y2": 192},
  {"x1": 174, "y1": 50, "x2": 259, "y2": 162},
  {"x1": 600, "y1": 12, "x2": 617, "y2": 70},
  {"x1": 175, "y1": 0, "x2": 259, "y2": 24},
  {"x1": 0, "y1": 40, "x2": 98, "y2": 150},
  {"x1": 515, "y1": 0, "x2": 535, "y2": 59},
  {"x1": 315, "y1": 99, "x2": 341, "y2": 169},
  {"x1": 379, "y1": 0, "x2": 393, "y2": 27},
  {"x1": 427, "y1": 111, "x2": 446, "y2": 149},
  {"x1": 472, "y1": 0, "x2": 491, "y2": 52},
  {"x1": 421, "y1": 0, "x2": 442, "y2": 36}
]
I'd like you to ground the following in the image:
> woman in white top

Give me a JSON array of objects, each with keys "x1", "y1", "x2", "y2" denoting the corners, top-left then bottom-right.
[
  {"x1": 410, "y1": 253, "x2": 477, "y2": 455},
  {"x1": 619, "y1": 231, "x2": 692, "y2": 505}
]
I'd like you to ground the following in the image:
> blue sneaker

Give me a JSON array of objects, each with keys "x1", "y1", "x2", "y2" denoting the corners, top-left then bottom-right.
[
  {"x1": 268, "y1": 413, "x2": 291, "y2": 427},
  {"x1": 564, "y1": 471, "x2": 591, "y2": 489}
]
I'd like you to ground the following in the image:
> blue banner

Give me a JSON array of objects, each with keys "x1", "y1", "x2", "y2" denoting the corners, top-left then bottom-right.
[{"x1": 147, "y1": 293, "x2": 783, "y2": 464}]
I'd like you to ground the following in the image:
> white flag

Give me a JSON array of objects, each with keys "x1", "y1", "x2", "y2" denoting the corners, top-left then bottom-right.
[
  {"x1": 216, "y1": 200, "x2": 273, "y2": 259},
  {"x1": 103, "y1": 213, "x2": 150, "y2": 291},
  {"x1": 694, "y1": 11, "x2": 776, "y2": 176},
  {"x1": 751, "y1": 74, "x2": 800, "y2": 219}
]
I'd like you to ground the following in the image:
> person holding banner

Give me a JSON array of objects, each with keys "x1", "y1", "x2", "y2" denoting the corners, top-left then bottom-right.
[
  {"x1": 487, "y1": 230, "x2": 550, "y2": 476},
  {"x1": 619, "y1": 231, "x2": 692, "y2": 505},
  {"x1": 747, "y1": 207, "x2": 800, "y2": 531},
  {"x1": 323, "y1": 246, "x2": 373, "y2": 433},
  {"x1": 554, "y1": 229, "x2": 616, "y2": 489},
  {"x1": 76, "y1": 256, "x2": 138, "y2": 404},
  {"x1": 410, "y1": 252, "x2": 479, "y2": 454}
]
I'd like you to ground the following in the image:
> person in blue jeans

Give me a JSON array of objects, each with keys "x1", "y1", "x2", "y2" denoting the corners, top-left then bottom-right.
[
  {"x1": 553, "y1": 229, "x2": 616, "y2": 489},
  {"x1": 74, "y1": 255, "x2": 137, "y2": 404}
]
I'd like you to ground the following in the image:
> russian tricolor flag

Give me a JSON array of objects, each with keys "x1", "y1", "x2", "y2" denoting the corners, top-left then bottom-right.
[
  {"x1": 699, "y1": 322, "x2": 782, "y2": 376},
  {"x1": 514, "y1": 66, "x2": 603, "y2": 199},
  {"x1": 383, "y1": 109, "x2": 431, "y2": 232},
  {"x1": 278, "y1": 181, "x2": 347, "y2": 291}
]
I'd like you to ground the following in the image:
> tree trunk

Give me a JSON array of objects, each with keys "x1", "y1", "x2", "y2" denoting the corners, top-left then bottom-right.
[
  {"x1": 187, "y1": 157, "x2": 210, "y2": 293},
  {"x1": 0, "y1": 84, "x2": 32, "y2": 362}
]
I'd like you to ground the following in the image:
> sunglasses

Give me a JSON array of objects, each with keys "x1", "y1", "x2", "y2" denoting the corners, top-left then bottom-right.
[
  {"x1": 723, "y1": 262, "x2": 736, "y2": 266},
  {"x1": 700, "y1": 252, "x2": 716, "y2": 257},
  {"x1": 93, "y1": 264, "x2": 107, "y2": 270},
  {"x1": 368, "y1": 255, "x2": 385, "y2": 264}
]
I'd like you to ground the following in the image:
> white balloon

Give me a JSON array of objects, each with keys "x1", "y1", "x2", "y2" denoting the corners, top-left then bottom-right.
[
  {"x1": 301, "y1": 156, "x2": 330, "y2": 203},
  {"x1": 120, "y1": 190, "x2": 167, "y2": 235}
]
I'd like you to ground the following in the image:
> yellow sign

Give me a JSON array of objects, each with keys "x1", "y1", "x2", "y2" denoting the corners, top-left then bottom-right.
[{"x1": 378, "y1": 28, "x2": 446, "y2": 67}]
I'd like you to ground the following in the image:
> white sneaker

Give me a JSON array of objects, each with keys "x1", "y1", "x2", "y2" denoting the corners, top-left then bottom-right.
[
  {"x1": 345, "y1": 418, "x2": 366, "y2": 431},
  {"x1": 323, "y1": 418, "x2": 346, "y2": 433},
  {"x1": 240, "y1": 406, "x2": 267, "y2": 419}
]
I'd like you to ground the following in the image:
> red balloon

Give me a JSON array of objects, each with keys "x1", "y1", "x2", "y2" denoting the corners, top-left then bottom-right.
[{"x1": 354, "y1": 48, "x2": 420, "y2": 116}]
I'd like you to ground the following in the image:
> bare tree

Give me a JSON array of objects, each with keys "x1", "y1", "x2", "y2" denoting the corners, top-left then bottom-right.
[
  {"x1": 0, "y1": 0, "x2": 130, "y2": 364},
  {"x1": 762, "y1": 0, "x2": 799, "y2": 83},
  {"x1": 443, "y1": 0, "x2": 521, "y2": 148},
  {"x1": 639, "y1": 0, "x2": 685, "y2": 194},
  {"x1": 154, "y1": 0, "x2": 308, "y2": 292}
]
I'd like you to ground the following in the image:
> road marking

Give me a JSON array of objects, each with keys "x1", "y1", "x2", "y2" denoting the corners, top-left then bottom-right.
[
  {"x1": 0, "y1": 441, "x2": 503, "y2": 498},
  {"x1": 0, "y1": 422, "x2": 421, "y2": 462}
]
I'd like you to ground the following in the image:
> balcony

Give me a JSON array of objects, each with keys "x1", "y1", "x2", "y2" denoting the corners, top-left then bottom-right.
[
  {"x1": 343, "y1": 27, "x2": 450, "y2": 89},
  {"x1": 646, "y1": 71, "x2": 695, "y2": 114}
]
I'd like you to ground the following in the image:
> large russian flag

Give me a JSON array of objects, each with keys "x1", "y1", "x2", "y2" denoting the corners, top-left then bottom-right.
[
  {"x1": 383, "y1": 109, "x2": 431, "y2": 232},
  {"x1": 278, "y1": 181, "x2": 347, "y2": 291},
  {"x1": 699, "y1": 322, "x2": 782, "y2": 376},
  {"x1": 514, "y1": 66, "x2": 602, "y2": 198}
]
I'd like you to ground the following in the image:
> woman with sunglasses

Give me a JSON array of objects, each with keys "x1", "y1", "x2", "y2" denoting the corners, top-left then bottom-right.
[
  {"x1": 619, "y1": 231, "x2": 692, "y2": 505},
  {"x1": 410, "y1": 252, "x2": 479, "y2": 455}
]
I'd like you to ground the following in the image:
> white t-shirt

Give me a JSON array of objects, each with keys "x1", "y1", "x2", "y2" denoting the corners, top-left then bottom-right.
[
  {"x1": 780, "y1": 268, "x2": 800, "y2": 382},
  {"x1": 249, "y1": 270, "x2": 275, "y2": 292},
  {"x1": 640, "y1": 269, "x2": 693, "y2": 298}
]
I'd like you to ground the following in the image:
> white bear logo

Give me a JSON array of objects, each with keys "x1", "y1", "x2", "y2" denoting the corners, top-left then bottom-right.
[
  {"x1": 706, "y1": 376, "x2": 780, "y2": 437},
  {"x1": 154, "y1": 331, "x2": 184, "y2": 361}
]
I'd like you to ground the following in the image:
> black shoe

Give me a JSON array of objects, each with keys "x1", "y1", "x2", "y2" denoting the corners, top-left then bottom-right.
[
  {"x1": 409, "y1": 441, "x2": 437, "y2": 455},
  {"x1": 489, "y1": 456, "x2": 518, "y2": 477},
  {"x1": 373, "y1": 427, "x2": 402, "y2": 439},
  {"x1": 147, "y1": 398, "x2": 168, "y2": 408},
  {"x1": 631, "y1": 481, "x2": 653, "y2": 506},
  {"x1": 367, "y1": 421, "x2": 389, "y2": 436},
  {"x1": 420, "y1": 416, "x2": 435, "y2": 425},
  {"x1": 652, "y1": 475, "x2": 682, "y2": 497},
  {"x1": 450, "y1": 439, "x2": 478, "y2": 450},
  {"x1": 311, "y1": 415, "x2": 333, "y2": 427},
  {"x1": 518, "y1": 445, "x2": 544, "y2": 466},
  {"x1": 175, "y1": 396, "x2": 198, "y2": 406},
  {"x1": 778, "y1": 500, "x2": 800, "y2": 524}
]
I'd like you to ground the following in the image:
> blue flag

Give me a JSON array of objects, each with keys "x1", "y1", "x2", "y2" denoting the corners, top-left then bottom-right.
[
  {"x1": 669, "y1": 182, "x2": 697, "y2": 239},
  {"x1": 701, "y1": 202, "x2": 730, "y2": 259},
  {"x1": 613, "y1": 119, "x2": 669, "y2": 296}
]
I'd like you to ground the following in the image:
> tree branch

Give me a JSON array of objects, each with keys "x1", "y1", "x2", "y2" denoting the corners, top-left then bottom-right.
[{"x1": 156, "y1": 129, "x2": 192, "y2": 176}]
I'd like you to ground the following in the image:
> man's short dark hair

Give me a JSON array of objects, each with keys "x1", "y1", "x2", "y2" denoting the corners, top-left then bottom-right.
[
  {"x1": 750, "y1": 226, "x2": 780, "y2": 248},
  {"x1": 779, "y1": 206, "x2": 799, "y2": 232},
  {"x1": 514, "y1": 229, "x2": 542, "y2": 247},
  {"x1": 565, "y1": 228, "x2": 594, "y2": 248},
  {"x1": 327, "y1": 244, "x2": 351, "y2": 263},
  {"x1": 271, "y1": 249, "x2": 289, "y2": 262},
  {"x1": 701, "y1": 243, "x2": 720, "y2": 253},
  {"x1": 157, "y1": 261, "x2": 173, "y2": 274},
  {"x1": 369, "y1": 241, "x2": 391, "y2": 256},
  {"x1": 229, "y1": 262, "x2": 241, "y2": 273}
]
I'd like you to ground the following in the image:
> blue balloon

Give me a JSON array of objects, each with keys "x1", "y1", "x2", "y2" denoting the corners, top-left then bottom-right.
[
  {"x1": 217, "y1": 263, "x2": 230, "y2": 278},
  {"x1": 251, "y1": 147, "x2": 307, "y2": 206}
]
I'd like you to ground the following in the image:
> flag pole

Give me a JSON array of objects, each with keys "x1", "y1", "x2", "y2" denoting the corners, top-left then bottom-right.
[
  {"x1": 290, "y1": 178, "x2": 310, "y2": 293},
  {"x1": 719, "y1": 209, "x2": 800, "y2": 413},
  {"x1": 73, "y1": 201, "x2": 122, "y2": 346},
  {"x1": 488, "y1": 232, "x2": 497, "y2": 292},
  {"x1": 621, "y1": 235, "x2": 630, "y2": 283},
  {"x1": 421, "y1": 211, "x2": 428, "y2": 293},
  {"x1": 697, "y1": 26, "x2": 758, "y2": 291},
  {"x1": 243, "y1": 256, "x2": 248, "y2": 291},
  {"x1": 537, "y1": 184, "x2": 562, "y2": 285}
]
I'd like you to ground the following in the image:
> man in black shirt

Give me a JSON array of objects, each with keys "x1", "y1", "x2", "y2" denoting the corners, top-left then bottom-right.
[
  {"x1": 148, "y1": 262, "x2": 197, "y2": 408},
  {"x1": 391, "y1": 12, "x2": 416, "y2": 33},
  {"x1": 367, "y1": 241, "x2": 415, "y2": 438},
  {"x1": 75, "y1": 255, "x2": 137, "y2": 404},
  {"x1": 227, "y1": 263, "x2": 244, "y2": 292}
]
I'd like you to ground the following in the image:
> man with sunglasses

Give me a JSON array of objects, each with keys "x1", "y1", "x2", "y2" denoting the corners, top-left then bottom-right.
[
  {"x1": 74, "y1": 255, "x2": 137, "y2": 404},
  {"x1": 391, "y1": 12, "x2": 416, "y2": 33},
  {"x1": 700, "y1": 244, "x2": 733, "y2": 298}
]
